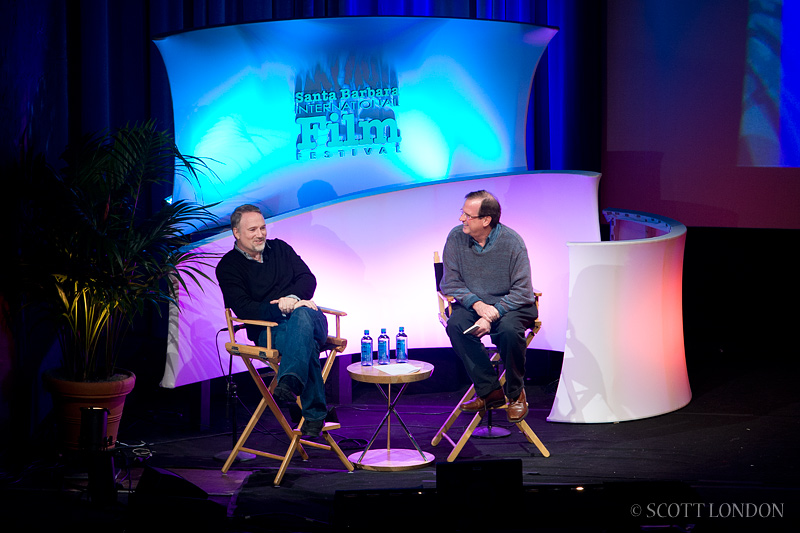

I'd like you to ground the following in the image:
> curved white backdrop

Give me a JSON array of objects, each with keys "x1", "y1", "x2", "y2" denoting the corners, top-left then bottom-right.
[
  {"x1": 162, "y1": 170, "x2": 602, "y2": 388},
  {"x1": 154, "y1": 18, "x2": 557, "y2": 223}
]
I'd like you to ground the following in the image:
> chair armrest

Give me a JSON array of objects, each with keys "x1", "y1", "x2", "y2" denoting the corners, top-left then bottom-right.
[
  {"x1": 230, "y1": 317, "x2": 279, "y2": 328},
  {"x1": 227, "y1": 306, "x2": 347, "y2": 347},
  {"x1": 318, "y1": 306, "x2": 346, "y2": 340},
  {"x1": 232, "y1": 306, "x2": 344, "y2": 322},
  {"x1": 226, "y1": 341, "x2": 280, "y2": 363},
  {"x1": 318, "y1": 306, "x2": 347, "y2": 317},
  {"x1": 437, "y1": 291, "x2": 454, "y2": 328}
]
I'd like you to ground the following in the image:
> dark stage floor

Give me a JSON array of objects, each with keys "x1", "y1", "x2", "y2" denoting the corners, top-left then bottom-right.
[{"x1": 1, "y1": 350, "x2": 798, "y2": 532}]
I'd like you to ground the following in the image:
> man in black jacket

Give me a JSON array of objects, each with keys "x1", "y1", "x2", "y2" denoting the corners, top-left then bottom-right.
[{"x1": 216, "y1": 204, "x2": 328, "y2": 437}]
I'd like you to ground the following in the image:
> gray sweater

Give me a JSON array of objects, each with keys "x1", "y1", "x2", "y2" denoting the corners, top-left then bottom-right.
[{"x1": 440, "y1": 223, "x2": 535, "y2": 316}]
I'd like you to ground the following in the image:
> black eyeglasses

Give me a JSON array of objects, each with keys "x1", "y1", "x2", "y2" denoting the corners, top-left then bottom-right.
[{"x1": 460, "y1": 210, "x2": 485, "y2": 221}]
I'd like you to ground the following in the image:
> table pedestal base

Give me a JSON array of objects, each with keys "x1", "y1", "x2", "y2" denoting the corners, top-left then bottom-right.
[
  {"x1": 473, "y1": 425, "x2": 511, "y2": 438},
  {"x1": 349, "y1": 449, "x2": 435, "y2": 472}
]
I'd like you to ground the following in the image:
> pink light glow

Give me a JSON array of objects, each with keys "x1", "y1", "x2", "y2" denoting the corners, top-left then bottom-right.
[
  {"x1": 547, "y1": 211, "x2": 691, "y2": 423},
  {"x1": 162, "y1": 171, "x2": 601, "y2": 388}
]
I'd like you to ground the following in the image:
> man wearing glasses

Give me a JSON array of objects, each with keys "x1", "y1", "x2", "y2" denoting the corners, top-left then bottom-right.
[{"x1": 440, "y1": 190, "x2": 538, "y2": 423}]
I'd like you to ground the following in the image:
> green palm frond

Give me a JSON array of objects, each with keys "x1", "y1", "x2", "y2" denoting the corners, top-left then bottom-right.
[{"x1": 18, "y1": 121, "x2": 219, "y2": 380}]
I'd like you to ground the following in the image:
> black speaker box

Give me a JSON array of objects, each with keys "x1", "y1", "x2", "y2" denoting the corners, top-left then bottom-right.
[
  {"x1": 335, "y1": 460, "x2": 524, "y2": 531},
  {"x1": 135, "y1": 465, "x2": 209, "y2": 500},
  {"x1": 333, "y1": 488, "x2": 437, "y2": 531},
  {"x1": 436, "y1": 458, "x2": 522, "y2": 497},
  {"x1": 128, "y1": 466, "x2": 226, "y2": 530},
  {"x1": 436, "y1": 459, "x2": 523, "y2": 529}
]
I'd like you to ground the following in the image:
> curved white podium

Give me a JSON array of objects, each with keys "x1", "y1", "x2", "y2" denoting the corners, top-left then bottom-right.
[{"x1": 547, "y1": 209, "x2": 691, "y2": 423}]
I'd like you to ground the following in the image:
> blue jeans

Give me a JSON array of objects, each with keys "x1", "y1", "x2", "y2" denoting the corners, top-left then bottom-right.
[
  {"x1": 446, "y1": 303, "x2": 538, "y2": 399},
  {"x1": 258, "y1": 307, "x2": 328, "y2": 422}
]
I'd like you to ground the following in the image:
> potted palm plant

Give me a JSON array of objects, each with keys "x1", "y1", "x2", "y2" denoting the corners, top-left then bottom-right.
[{"x1": 17, "y1": 121, "x2": 217, "y2": 451}]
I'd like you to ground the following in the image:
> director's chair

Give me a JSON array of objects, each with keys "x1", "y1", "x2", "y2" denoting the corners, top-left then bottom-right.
[
  {"x1": 220, "y1": 307, "x2": 354, "y2": 486},
  {"x1": 431, "y1": 251, "x2": 550, "y2": 462}
]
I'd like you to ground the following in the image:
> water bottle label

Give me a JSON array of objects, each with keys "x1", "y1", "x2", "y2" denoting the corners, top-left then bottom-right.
[
  {"x1": 378, "y1": 339, "x2": 390, "y2": 364},
  {"x1": 361, "y1": 341, "x2": 373, "y2": 366},
  {"x1": 396, "y1": 338, "x2": 408, "y2": 362}
]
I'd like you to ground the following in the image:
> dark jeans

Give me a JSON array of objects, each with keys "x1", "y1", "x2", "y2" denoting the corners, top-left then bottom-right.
[
  {"x1": 446, "y1": 303, "x2": 538, "y2": 400},
  {"x1": 258, "y1": 307, "x2": 329, "y2": 422}
]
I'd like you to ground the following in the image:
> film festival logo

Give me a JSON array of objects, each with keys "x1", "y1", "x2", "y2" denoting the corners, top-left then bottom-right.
[{"x1": 294, "y1": 57, "x2": 401, "y2": 161}]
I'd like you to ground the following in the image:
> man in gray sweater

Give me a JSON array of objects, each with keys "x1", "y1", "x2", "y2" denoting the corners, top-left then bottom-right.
[{"x1": 440, "y1": 190, "x2": 538, "y2": 423}]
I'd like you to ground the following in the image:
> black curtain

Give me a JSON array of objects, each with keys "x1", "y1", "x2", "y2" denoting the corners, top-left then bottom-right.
[
  {"x1": 0, "y1": 0, "x2": 603, "y2": 444},
  {"x1": 3, "y1": 0, "x2": 603, "y2": 179}
]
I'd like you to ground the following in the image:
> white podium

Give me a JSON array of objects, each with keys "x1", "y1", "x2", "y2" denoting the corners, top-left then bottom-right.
[{"x1": 547, "y1": 209, "x2": 692, "y2": 423}]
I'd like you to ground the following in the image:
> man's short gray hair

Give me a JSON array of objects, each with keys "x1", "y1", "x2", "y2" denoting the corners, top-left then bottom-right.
[{"x1": 230, "y1": 204, "x2": 262, "y2": 230}]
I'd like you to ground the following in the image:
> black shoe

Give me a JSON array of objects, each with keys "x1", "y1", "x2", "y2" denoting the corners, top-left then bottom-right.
[
  {"x1": 301, "y1": 418, "x2": 325, "y2": 438},
  {"x1": 273, "y1": 376, "x2": 301, "y2": 405}
]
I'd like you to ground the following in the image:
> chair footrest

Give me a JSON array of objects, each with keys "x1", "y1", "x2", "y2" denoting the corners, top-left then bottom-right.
[{"x1": 291, "y1": 421, "x2": 341, "y2": 435}]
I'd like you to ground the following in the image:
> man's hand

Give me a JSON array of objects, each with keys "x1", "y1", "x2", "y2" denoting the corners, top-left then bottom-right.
[
  {"x1": 270, "y1": 297, "x2": 318, "y2": 314},
  {"x1": 466, "y1": 317, "x2": 492, "y2": 337},
  {"x1": 293, "y1": 299, "x2": 318, "y2": 311},
  {"x1": 272, "y1": 296, "x2": 299, "y2": 314},
  {"x1": 472, "y1": 301, "x2": 500, "y2": 323}
]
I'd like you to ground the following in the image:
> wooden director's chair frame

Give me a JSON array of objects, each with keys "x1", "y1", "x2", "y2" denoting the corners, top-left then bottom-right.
[
  {"x1": 220, "y1": 307, "x2": 354, "y2": 486},
  {"x1": 431, "y1": 251, "x2": 551, "y2": 462}
]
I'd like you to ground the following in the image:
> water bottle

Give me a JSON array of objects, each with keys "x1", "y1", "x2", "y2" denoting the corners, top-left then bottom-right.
[
  {"x1": 360, "y1": 330, "x2": 373, "y2": 366},
  {"x1": 377, "y1": 328, "x2": 390, "y2": 365},
  {"x1": 396, "y1": 327, "x2": 408, "y2": 363}
]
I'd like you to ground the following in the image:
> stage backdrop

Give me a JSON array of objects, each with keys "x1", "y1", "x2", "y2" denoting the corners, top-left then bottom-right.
[
  {"x1": 162, "y1": 171, "x2": 601, "y2": 388},
  {"x1": 154, "y1": 17, "x2": 558, "y2": 224}
]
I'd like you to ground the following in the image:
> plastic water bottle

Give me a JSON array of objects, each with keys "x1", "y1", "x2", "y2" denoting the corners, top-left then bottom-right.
[
  {"x1": 377, "y1": 328, "x2": 390, "y2": 365},
  {"x1": 396, "y1": 327, "x2": 408, "y2": 363},
  {"x1": 360, "y1": 330, "x2": 373, "y2": 366}
]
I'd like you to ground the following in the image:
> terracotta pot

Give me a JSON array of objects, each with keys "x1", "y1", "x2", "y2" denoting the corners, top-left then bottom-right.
[{"x1": 43, "y1": 369, "x2": 136, "y2": 451}]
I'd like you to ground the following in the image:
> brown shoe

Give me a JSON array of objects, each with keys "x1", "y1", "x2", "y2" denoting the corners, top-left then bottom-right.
[
  {"x1": 507, "y1": 389, "x2": 528, "y2": 422},
  {"x1": 461, "y1": 387, "x2": 505, "y2": 412}
]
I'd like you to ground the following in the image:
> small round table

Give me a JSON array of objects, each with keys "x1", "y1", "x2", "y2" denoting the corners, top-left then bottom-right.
[{"x1": 347, "y1": 359, "x2": 436, "y2": 471}]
